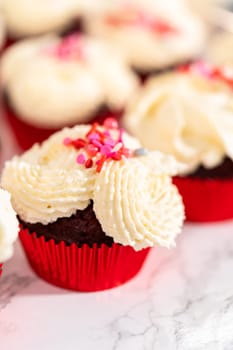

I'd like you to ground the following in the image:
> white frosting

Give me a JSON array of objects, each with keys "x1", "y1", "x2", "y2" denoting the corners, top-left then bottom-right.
[
  {"x1": 207, "y1": 32, "x2": 233, "y2": 65},
  {"x1": 1, "y1": 0, "x2": 81, "y2": 37},
  {"x1": 0, "y1": 189, "x2": 18, "y2": 262},
  {"x1": 1, "y1": 35, "x2": 138, "y2": 127},
  {"x1": 84, "y1": 0, "x2": 206, "y2": 71},
  {"x1": 94, "y1": 154, "x2": 184, "y2": 250},
  {"x1": 1, "y1": 125, "x2": 140, "y2": 225},
  {"x1": 1, "y1": 124, "x2": 184, "y2": 250},
  {"x1": 124, "y1": 71, "x2": 233, "y2": 174}
]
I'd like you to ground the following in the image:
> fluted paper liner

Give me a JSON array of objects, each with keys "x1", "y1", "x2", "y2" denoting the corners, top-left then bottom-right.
[
  {"x1": 173, "y1": 176, "x2": 233, "y2": 222},
  {"x1": 19, "y1": 228, "x2": 150, "y2": 292},
  {"x1": 2, "y1": 98, "x2": 122, "y2": 150}
]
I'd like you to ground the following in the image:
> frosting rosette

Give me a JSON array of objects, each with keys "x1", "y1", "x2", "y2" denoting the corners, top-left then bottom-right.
[
  {"x1": 1, "y1": 34, "x2": 138, "y2": 127},
  {"x1": 1, "y1": 121, "x2": 184, "y2": 250},
  {"x1": 1, "y1": 0, "x2": 81, "y2": 38},
  {"x1": 84, "y1": 0, "x2": 206, "y2": 71},
  {"x1": 94, "y1": 154, "x2": 184, "y2": 250},
  {"x1": 0, "y1": 189, "x2": 18, "y2": 262},
  {"x1": 124, "y1": 63, "x2": 233, "y2": 174}
]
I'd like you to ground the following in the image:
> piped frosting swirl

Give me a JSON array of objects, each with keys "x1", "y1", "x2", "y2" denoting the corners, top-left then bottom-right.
[{"x1": 1, "y1": 120, "x2": 184, "y2": 250}]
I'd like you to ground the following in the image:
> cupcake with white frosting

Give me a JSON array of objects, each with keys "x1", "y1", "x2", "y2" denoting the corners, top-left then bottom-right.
[
  {"x1": 0, "y1": 189, "x2": 19, "y2": 276},
  {"x1": 1, "y1": 119, "x2": 184, "y2": 291},
  {"x1": 1, "y1": 0, "x2": 85, "y2": 39},
  {"x1": 1, "y1": 33, "x2": 139, "y2": 150},
  {"x1": 124, "y1": 61, "x2": 233, "y2": 222},
  {"x1": 84, "y1": 0, "x2": 206, "y2": 77}
]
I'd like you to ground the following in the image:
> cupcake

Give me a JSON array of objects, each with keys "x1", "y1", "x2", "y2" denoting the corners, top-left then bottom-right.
[
  {"x1": 1, "y1": 119, "x2": 184, "y2": 291},
  {"x1": 0, "y1": 189, "x2": 19, "y2": 276},
  {"x1": 84, "y1": 0, "x2": 206, "y2": 78},
  {"x1": 1, "y1": 33, "x2": 139, "y2": 150},
  {"x1": 1, "y1": 0, "x2": 84, "y2": 40},
  {"x1": 124, "y1": 61, "x2": 233, "y2": 222}
]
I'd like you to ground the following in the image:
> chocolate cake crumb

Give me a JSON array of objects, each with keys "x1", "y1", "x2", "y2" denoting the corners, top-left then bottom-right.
[
  {"x1": 19, "y1": 201, "x2": 114, "y2": 247},
  {"x1": 189, "y1": 157, "x2": 233, "y2": 179}
]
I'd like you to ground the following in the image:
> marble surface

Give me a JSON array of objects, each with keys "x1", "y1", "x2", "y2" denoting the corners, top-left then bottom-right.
[
  {"x1": 1, "y1": 117, "x2": 233, "y2": 350},
  {"x1": 1, "y1": 221, "x2": 233, "y2": 350}
]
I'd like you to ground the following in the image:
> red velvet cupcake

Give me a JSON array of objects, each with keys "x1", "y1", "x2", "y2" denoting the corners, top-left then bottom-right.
[
  {"x1": 1, "y1": 33, "x2": 138, "y2": 150},
  {"x1": 1, "y1": 120, "x2": 184, "y2": 291},
  {"x1": 124, "y1": 61, "x2": 233, "y2": 222},
  {"x1": 84, "y1": 0, "x2": 206, "y2": 79}
]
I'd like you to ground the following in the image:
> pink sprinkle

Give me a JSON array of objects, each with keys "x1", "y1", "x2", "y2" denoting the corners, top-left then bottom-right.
[
  {"x1": 63, "y1": 137, "x2": 72, "y2": 146},
  {"x1": 104, "y1": 138, "x2": 116, "y2": 147},
  {"x1": 103, "y1": 118, "x2": 119, "y2": 129},
  {"x1": 91, "y1": 139, "x2": 102, "y2": 149},
  {"x1": 103, "y1": 131, "x2": 111, "y2": 137},
  {"x1": 100, "y1": 145, "x2": 112, "y2": 156},
  {"x1": 87, "y1": 132, "x2": 100, "y2": 141},
  {"x1": 77, "y1": 153, "x2": 86, "y2": 165}
]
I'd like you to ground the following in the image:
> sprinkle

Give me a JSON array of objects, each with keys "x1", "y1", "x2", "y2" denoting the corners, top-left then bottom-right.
[
  {"x1": 120, "y1": 148, "x2": 132, "y2": 158},
  {"x1": 134, "y1": 148, "x2": 148, "y2": 157},
  {"x1": 72, "y1": 138, "x2": 86, "y2": 149},
  {"x1": 63, "y1": 137, "x2": 72, "y2": 146},
  {"x1": 77, "y1": 153, "x2": 86, "y2": 165},
  {"x1": 103, "y1": 118, "x2": 119, "y2": 129},
  {"x1": 96, "y1": 155, "x2": 107, "y2": 172},
  {"x1": 111, "y1": 153, "x2": 122, "y2": 161},
  {"x1": 91, "y1": 139, "x2": 102, "y2": 149},
  {"x1": 112, "y1": 142, "x2": 122, "y2": 153},
  {"x1": 100, "y1": 145, "x2": 112, "y2": 157},
  {"x1": 104, "y1": 138, "x2": 116, "y2": 147},
  {"x1": 64, "y1": 118, "x2": 132, "y2": 173},
  {"x1": 86, "y1": 144, "x2": 99, "y2": 157},
  {"x1": 178, "y1": 61, "x2": 233, "y2": 89},
  {"x1": 85, "y1": 158, "x2": 93, "y2": 169},
  {"x1": 87, "y1": 132, "x2": 100, "y2": 141}
]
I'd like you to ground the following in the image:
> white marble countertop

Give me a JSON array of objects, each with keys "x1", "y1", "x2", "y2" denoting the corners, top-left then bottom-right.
[
  {"x1": 1, "y1": 117, "x2": 233, "y2": 350},
  {"x1": 1, "y1": 221, "x2": 233, "y2": 350}
]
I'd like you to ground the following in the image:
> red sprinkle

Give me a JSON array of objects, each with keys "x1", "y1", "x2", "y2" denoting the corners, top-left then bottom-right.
[
  {"x1": 96, "y1": 155, "x2": 107, "y2": 173},
  {"x1": 178, "y1": 61, "x2": 233, "y2": 89},
  {"x1": 86, "y1": 144, "x2": 99, "y2": 157},
  {"x1": 103, "y1": 118, "x2": 119, "y2": 129},
  {"x1": 85, "y1": 158, "x2": 93, "y2": 169},
  {"x1": 72, "y1": 138, "x2": 86, "y2": 149},
  {"x1": 64, "y1": 119, "x2": 132, "y2": 173}
]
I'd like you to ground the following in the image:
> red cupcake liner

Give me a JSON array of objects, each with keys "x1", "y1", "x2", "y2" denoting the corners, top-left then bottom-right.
[
  {"x1": 19, "y1": 227, "x2": 150, "y2": 292},
  {"x1": 2, "y1": 100, "x2": 123, "y2": 151},
  {"x1": 173, "y1": 176, "x2": 233, "y2": 222},
  {"x1": 0, "y1": 264, "x2": 2, "y2": 277}
]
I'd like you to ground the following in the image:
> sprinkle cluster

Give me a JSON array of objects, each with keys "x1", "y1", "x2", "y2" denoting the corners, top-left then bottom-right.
[
  {"x1": 46, "y1": 34, "x2": 86, "y2": 61},
  {"x1": 178, "y1": 61, "x2": 233, "y2": 88},
  {"x1": 63, "y1": 118, "x2": 132, "y2": 172},
  {"x1": 105, "y1": 8, "x2": 177, "y2": 35}
]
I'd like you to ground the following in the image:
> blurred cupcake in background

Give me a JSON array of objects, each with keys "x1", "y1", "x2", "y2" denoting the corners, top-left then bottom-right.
[
  {"x1": 1, "y1": 120, "x2": 184, "y2": 291},
  {"x1": 0, "y1": 33, "x2": 139, "y2": 150},
  {"x1": 124, "y1": 61, "x2": 233, "y2": 222},
  {"x1": 0, "y1": 188, "x2": 19, "y2": 277},
  {"x1": 1, "y1": 0, "x2": 85, "y2": 41},
  {"x1": 84, "y1": 0, "x2": 207, "y2": 78}
]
